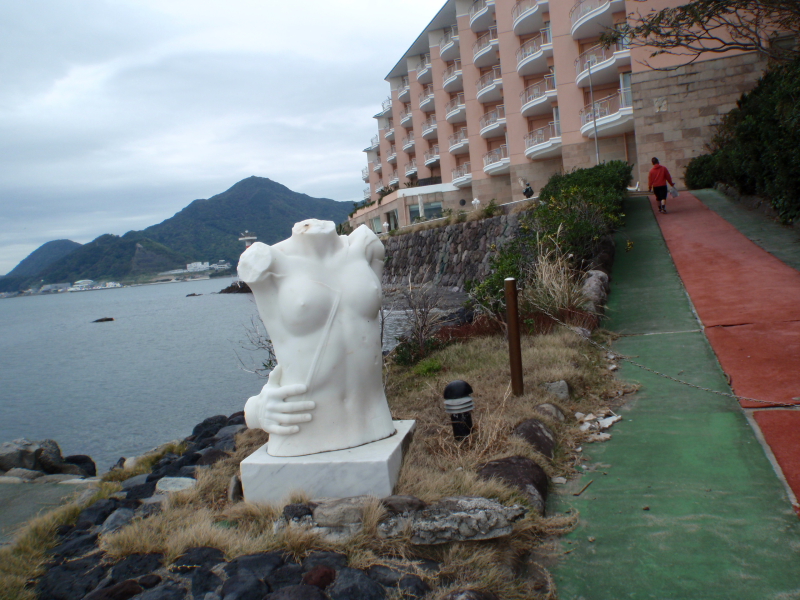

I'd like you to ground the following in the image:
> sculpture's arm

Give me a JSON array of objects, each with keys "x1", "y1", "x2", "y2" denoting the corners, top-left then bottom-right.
[
  {"x1": 238, "y1": 242, "x2": 275, "y2": 284},
  {"x1": 348, "y1": 224, "x2": 385, "y2": 279},
  {"x1": 244, "y1": 364, "x2": 316, "y2": 435}
]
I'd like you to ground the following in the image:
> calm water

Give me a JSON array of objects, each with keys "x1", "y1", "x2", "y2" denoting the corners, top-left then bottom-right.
[{"x1": 0, "y1": 279, "x2": 409, "y2": 472}]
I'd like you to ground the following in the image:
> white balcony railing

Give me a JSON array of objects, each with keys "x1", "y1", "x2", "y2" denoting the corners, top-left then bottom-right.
[
  {"x1": 389, "y1": 170, "x2": 399, "y2": 184},
  {"x1": 424, "y1": 145, "x2": 440, "y2": 163},
  {"x1": 418, "y1": 85, "x2": 435, "y2": 109},
  {"x1": 373, "y1": 161, "x2": 382, "y2": 172},
  {"x1": 421, "y1": 115, "x2": 438, "y2": 135},
  {"x1": 445, "y1": 93, "x2": 466, "y2": 115},
  {"x1": 369, "y1": 135, "x2": 379, "y2": 149},
  {"x1": 397, "y1": 76, "x2": 410, "y2": 92},
  {"x1": 443, "y1": 59, "x2": 463, "y2": 84},
  {"x1": 580, "y1": 88, "x2": 633, "y2": 126},
  {"x1": 440, "y1": 25, "x2": 460, "y2": 49},
  {"x1": 520, "y1": 74, "x2": 556, "y2": 106},
  {"x1": 405, "y1": 159, "x2": 417, "y2": 176},
  {"x1": 452, "y1": 162, "x2": 472, "y2": 181},
  {"x1": 483, "y1": 144, "x2": 509, "y2": 168},
  {"x1": 525, "y1": 121, "x2": 561, "y2": 148},
  {"x1": 516, "y1": 28, "x2": 551, "y2": 66},
  {"x1": 362, "y1": 167, "x2": 369, "y2": 180},
  {"x1": 381, "y1": 97, "x2": 392, "y2": 112},
  {"x1": 416, "y1": 53, "x2": 432, "y2": 73},
  {"x1": 449, "y1": 128, "x2": 469, "y2": 148},
  {"x1": 363, "y1": 188, "x2": 371, "y2": 200},
  {"x1": 570, "y1": 0, "x2": 609, "y2": 26},
  {"x1": 400, "y1": 107, "x2": 413, "y2": 124},
  {"x1": 469, "y1": 0, "x2": 495, "y2": 23},
  {"x1": 476, "y1": 65, "x2": 502, "y2": 93},
  {"x1": 575, "y1": 41, "x2": 630, "y2": 77},
  {"x1": 473, "y1": 26, "x2": 498, "y2": 58},
  {"x1": 479, "y1": 104, "x2": 505, "y2": 130},
  {"x1": 512, "y1": 0, "x2": 541, "y2": 24}
]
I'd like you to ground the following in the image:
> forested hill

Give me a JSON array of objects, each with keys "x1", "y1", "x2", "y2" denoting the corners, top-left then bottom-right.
[
  {"x1": 3, "y1": 239, "x2": 81, "y2": 278},
  {"x1": 131, "y1": 176, "x2": 352, "y2": 265}
]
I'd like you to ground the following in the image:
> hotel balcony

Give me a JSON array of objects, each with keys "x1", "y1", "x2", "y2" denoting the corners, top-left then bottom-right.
[
  {"x1": 439, "y1": 25, "x2": 460, "y2": 62},
  {"x1": 400, "y1": 108, "x2": 413, "y2": 128},
  {"x1": 445, "y1": 93, "x2": 467, "y2": 123},
  {"x1": 520, "y1": 74, "x2": 557, "y2": 117},
  {"x1": 376, "y1": 181, "x2": 387, "y2": 193},
  {"x1": 384, "y1": 124, "x2": 395, "y2": 141},
  {"x1": 416, "y1": 53, "x2": 433, "y2": 84},
  {"x1": 452, "y1": 162, "x2": 473, "y2": 188},
  {"x1": 524, "y1": 121, "x2": 562, "y2": 159},
  {"x1": 483, "y1": 144, "x2": 510, "y2": 175},
  {"x1": 479, "y1": 104, "x2": 506, "y2": 138},
  {"x1": 402, "y1": 134, "x2": 415, "y2": 152},
  {"x1": 364, "y1": 135, "x2": 379, "y2": 152},
  {"x1": 424, "y1": 145, "x2": 440, "y2": 167},
  {"x1": 512, "y1": 0, "x2": 548, "y2": 36},
  {"x1": 516, "y1": 28, "x2": 552, "y2": 76},
  {"x1": 449, "y1": 128, "x2": 470, "y2": 155},
  {"x1": 388, "y1": 170, "x2": 399, "y2": 186},
  {"x1": 570, "y1": 0, "x2": 626, "y2": 40},
  {"x1": 363, "y1": 187, "x2": 371, "y2": 200},
  {"x1": 473, "y1": 27, "x2": 499, "y2": 68},
  {"x1": 374, "y1": 97, "x2": 392, "y2": 118},
  {"x1": 387, "y1": 145, "x2": 398, "y2": 163},
  {"x1": 469, "y1": 0, "x2": 496, "y2": 32},
  {"x1": 579, "y1": 88, "x2": 634, "y2": 138},
  {"x1": 397, "y1": 76, "x2": 410, "y2": 102},
  {"x1": 405, "y1": 158, "x2": 418, "y2": 177},
  {"x1": 373, "y1": 161, "x2": 382, "y2": 173},
  {"x1": 362, "y1": 166, "x2": 370, "y2": 182},
  {"x1": 575, "y1": 42, "x2": 631, "y2": 87},
  {"x1": 419, "y1": 85, "x2": 435, "y2": 112},
  {"x1": 421, "y1": 116, "x2": 438, "y2": 140},
  {"x1": 476, "y1": 65, "x2": 503, "y2": 103},
  {"x1": 442, "y1": 59, "x2": 463, "y2": 93}
]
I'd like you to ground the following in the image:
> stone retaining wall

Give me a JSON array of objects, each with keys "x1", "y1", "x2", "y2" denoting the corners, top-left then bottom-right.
[{"x1": 382, "y1": 214, "x2": 520, "y2": 290}]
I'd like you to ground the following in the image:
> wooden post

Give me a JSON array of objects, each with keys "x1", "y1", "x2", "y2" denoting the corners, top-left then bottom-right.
[{"x1": 504, "y1": 277, "x2": 524, "y2": 396}]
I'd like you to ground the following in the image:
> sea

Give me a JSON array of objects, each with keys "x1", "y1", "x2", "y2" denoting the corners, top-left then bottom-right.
[{"x1": 0, "y1": 278, "x2": 407, "y2": 472}]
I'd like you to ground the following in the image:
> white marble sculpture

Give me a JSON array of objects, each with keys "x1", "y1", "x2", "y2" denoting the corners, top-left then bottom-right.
[{"x1": 238, "y1": 219, "x2": 396, "y2": 457}]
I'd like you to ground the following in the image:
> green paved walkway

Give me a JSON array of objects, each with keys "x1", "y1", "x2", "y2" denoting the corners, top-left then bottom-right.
[
  {"x1": 551, "y1": 197, "x2": 800, "y2": 600},
  {"x1": 692, "y1": 188, "x2": 800, "y2": 271}
]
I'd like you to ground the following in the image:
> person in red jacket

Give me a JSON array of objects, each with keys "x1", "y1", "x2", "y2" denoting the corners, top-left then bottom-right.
[{"x1": 648, "y1": 157, "x2": 674, "y2": 214}]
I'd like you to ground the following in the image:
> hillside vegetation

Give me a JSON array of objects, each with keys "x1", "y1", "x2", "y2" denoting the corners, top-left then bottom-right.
[{"x1": 3, "y1": 239, "x2": 81, "y2": 279}]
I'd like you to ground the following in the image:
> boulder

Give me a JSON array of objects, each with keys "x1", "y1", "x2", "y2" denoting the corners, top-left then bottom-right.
[
  {"x1": 33, "y1": 473, "x2": 83, "y2": 484},
  {"x1": 301, "y1": 551, "x2": 348, "y2": 572},
  {"x1": 267, "y1": 563, "x2": 304, "y2": 590},
  {"x1": 99, "y1": 508, "x2": 136, "y2": 534},
  {"x1": 191, "y1": 566, "x2": 223, "y2": 597},
  {"x1": 328, "y1": 567, "x2": 387, "y2": 600},
  {"x1": 109, "y1": 553, "x2": 165, "y2": 583},
  {"x1": 136, "y1": 583, "x2": 187, "y2": 600},
  {"x1": 311, "y1": 496, "x2": 371, "y2": 527},
  {"x1": 63, "y1": 455, "x2": 96, "y2": 477},
  {"x1": 171, "y1": 547, "x2": 226, "y2": 572},
  {"x1": 541, "y1": 380, "x2": 570, "y2": 402},
  {"x1": 138, "y1": 574, "x2": 162, "y2": 589},
  {"x1": 126, "y1": 481, "x2": 157, "y2": 500},
  {"x1": 513, "y1": 419, "x2": 556, "y2": 458},
  {"x1": 5, "y1": 467, "x2": 43, "y2": 480},
  {"x1": 35, "y1": 554, "x2": 108, "y2": 600},
  {"x1": 191, "y1": 415, "x2": 228, "y2": 441},
  {"x1": 224, "y1": 552, "x2": 286, "y2": 580},
  {"x1": 121, "y1": 473, "x2": 150, "y2": 490},
  {"x1": 378, "y1": 496, "x2": 526, "y2": 545},
  {"x1": 533, "y1": 403, "x2": 566, "y2": 423},
  {"x1": 50, "y1": 532, "x2": 99, "y2": 558},
  {"x1": 477, "y1": 457, "x2": 548, "y2": 515},
  {"x1": 83, "y1": 579, "x2": 143, "y2": 600},
  {"x1": 36, "y1": 439, "x2": 65, "y2": 473},
  {"x1": 283, "y1": 503, "x2": 313, "y2": 521},
  {"x1": 266, "y1": 585, "x2": 329, "y2": 600},
  {"x1": 221, "y1": 568, "x2": 269, "y2": 599},
  {"x1": 380, "y1": 495, "x2": 427, "y2": 515},
  {"x1": 77, "y1": 499, "x2": 118, "y2": 527},
  {"x1": 0, "y1": 438, "x2": 42, "y2": 471},
  {"x1": 301, "y1": 565, "x2": 336, "y2": 589},
  {"x1": 0, "y1": 476, "x2": 25, "y2": 484},
  {"x1": 155, "y1": 477, "x2": 196, "y2": 494},
  {"x1": 397, "y1": 574, "x2": 431, "y2": 599},
  {"x1": 196, "y1": 448, "x2": 229, "y2": 466}
]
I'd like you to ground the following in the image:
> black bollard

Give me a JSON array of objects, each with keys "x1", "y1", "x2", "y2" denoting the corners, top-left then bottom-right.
[{"x1": 443, "y1": 380, "x2": 475, "y2": 441}]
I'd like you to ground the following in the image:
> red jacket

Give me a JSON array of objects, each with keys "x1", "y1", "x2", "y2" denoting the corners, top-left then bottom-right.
[{"x1": 648, "y1": 164, "x2": 674, "y2": 189}]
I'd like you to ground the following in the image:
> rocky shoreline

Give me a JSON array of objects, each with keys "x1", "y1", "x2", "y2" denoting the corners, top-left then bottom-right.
[{"x1": 0, "y1": 438, "x2": 98, "y2": 484}]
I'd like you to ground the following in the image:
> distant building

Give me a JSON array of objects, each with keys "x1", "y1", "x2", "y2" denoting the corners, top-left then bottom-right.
[
  {"x1": 40, "y1": 283, "x2": 70, "y2": 293},
  {"x1": 239, "y1": 231, "x2": 257, "y2": 248},
  {"x1": 187, "y1": 262, "x2": 211, "y2": 272},
  {"x1": 210, "y1": 260, "x2": 232, "y2": 271}
]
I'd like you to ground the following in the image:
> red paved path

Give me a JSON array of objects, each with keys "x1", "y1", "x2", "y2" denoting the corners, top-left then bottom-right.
[{"x1": 651, "y1": 192, "x2": 800, "y2": 505}]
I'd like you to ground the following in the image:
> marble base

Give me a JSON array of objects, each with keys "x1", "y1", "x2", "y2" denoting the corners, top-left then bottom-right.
[{"x1": 240, "y1": 420, "x2": 416, "y2": 504}]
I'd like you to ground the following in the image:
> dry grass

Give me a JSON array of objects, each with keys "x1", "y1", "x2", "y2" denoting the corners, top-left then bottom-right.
[
  {"x1": 94, "y1": 328, "x2": 626, "y2": 599},
  {"x1": 102, "y1": 440, "x2": 187, "y2": 483}
]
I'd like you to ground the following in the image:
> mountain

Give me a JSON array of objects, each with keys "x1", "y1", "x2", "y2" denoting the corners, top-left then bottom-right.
[
  {"x1": 3, "y1": 239, "x2": 82, "y2": 279},
  {"x1": 130, "y1": 176, "x2": 352, "y2": 265}
]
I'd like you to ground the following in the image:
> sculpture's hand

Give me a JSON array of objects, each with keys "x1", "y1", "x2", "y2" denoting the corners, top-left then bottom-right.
[{"x1": 259, "y1": 383, "x2": 315, "y2": 435}]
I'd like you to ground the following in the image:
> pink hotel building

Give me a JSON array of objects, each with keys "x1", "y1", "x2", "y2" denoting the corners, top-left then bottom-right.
[{"x1": 349, "y1": 0, "x2": 767, "y2": 232}]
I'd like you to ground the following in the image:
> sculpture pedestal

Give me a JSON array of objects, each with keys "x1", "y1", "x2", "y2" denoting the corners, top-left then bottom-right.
[{"x1": 240, "y1": 420, "x2": 415, "y2": 504}]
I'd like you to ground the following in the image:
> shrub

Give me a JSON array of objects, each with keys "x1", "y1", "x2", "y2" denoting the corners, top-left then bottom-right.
[
  {"x1": 412, "y1": 357, "x2": 443, "y2": 376},
  {"x1": 684, "y1": 153, "x2": 717, "y2": 189},
  {"x1": 482, "y1": 199, "x2": 501, "y2": 218}
]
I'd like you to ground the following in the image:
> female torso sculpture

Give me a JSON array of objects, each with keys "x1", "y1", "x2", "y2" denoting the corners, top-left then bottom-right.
[{"x1": 238, "y1": 219, "x2": 395, "y2": 457}]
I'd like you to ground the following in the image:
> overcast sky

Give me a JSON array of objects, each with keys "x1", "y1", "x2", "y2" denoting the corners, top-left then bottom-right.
[{"x1": 0, "y1": 0, "x2": 440, "y2": 274}]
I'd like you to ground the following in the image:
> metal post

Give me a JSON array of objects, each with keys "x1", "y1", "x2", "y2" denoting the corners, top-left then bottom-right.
[
  {"x1": 588, "y1": 58, "x2": 600, "y2": 165},
  {"x1": 504, "y1": 278, "x2": 524, "y2": 396}
]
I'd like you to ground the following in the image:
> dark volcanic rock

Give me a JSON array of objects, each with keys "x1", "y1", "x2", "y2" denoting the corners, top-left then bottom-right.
[
  {"x1": 328, "y1": 567, "x2": 386, "y2": 600},
  {"x1": 398, "y1": 575, "x2": 431, "y2": 599},
  {"x1": 513, "y1": 419, "x2": 556, "y2": 458},
  {"x1": 221, "y1": 568, "x2": 269, "y2": 599},
  {"x1": 380, "y1": 495, "x2": 427, "y2": 515},
  {"x1": 50, "y1": 532, "x2": 99, "y2": 558},
  {"x1": 301, "y1": 551, "x2": 348, "y2": 572},
  {"x1": 64, "y1": 454, "x2": 96, "y2": 476},
  {"x1": 191, "y1": 566, "x2": 222, "y2": 598},
  {"x1": 99, "y1": 508, "x2": 136, "y2": 534},
  {"x1": 477, "y1": 456, "x2": 548, "y2": 515},
  {"x1": 110, "y1": 553, "x2": 164, "y2": 583},
  {"x1": 36, "y1": 439, "x2": 65, "y2": 473},
  {"x1": 365, "y1": 565, "x2": 405, "y2": 586},
  {"x1": 137, "y1": 582, "x2": 188, "y2": 600},
  {"x1": 36, "y1": 555, "x2": 107, "y2": 600},
  {"x1": 191, "y1": 415, "x2": 228, "y2": 440},
  {"x1": 267, "y1": 563, "x2": 304, "y2": 590},
  {"x1": 219, "y1": 281, "x2": 252, "y2": 294},
  {"x1": 171, "y1": 546, "x2": 226, "y2": 572},
  {"x1": 83, "y1": 579, "x2": 143, "y2": 600},
  {"x1": 301, "y1": 565, "x2": 336, "y2": 589},
  {"x1": 138, "y1": 574, "x2": 163, "y2": 588},
  {"x1": 0, "y1": 438, "x2": 42, "y2": 471},
  {"x1": 266, "y1": 584, "x2": 329, "y2": 599},
  {"x1": 126, "y1": 481, "x2": 158, "y2": 500},
  {"x1": 77, "y1": 499, "x2": 117, "y2": 527},
  {"x1": 224, "y1": 552, "x2": 286, "y2": 580},
  {"x1": 93, "y1": 317, "x2": 115, "y2": 322},
  {"x1": 283, "y1": 503, "x2": 313, "y2": 521},
  {"x1": 196, "y1": 448, "x2": 229, "y2": 466}
]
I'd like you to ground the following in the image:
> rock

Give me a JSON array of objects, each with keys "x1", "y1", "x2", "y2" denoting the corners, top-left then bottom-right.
[
  {"x1": 192, "y1": 415, "x2": 229, "y2": 441},
  {"x1": 35, "y1": 555, "x2": 108, "y2": 600},
  {"x1": 126, "y1": 481, "x2": 158, "y2": 500},
  {"x1": 266, "y1": 585, "x2": 329, "y2": 600},
  {"x1": 136, "y1": 495, "x2": 167, "y2": 518},
  {"x1": 177, "y1": 465, "x2": 198, "y2": 478},
  {"x1": 99, "y1": 508, "x2": 136, "y2": 534},
  {"x1": 110, "y1": 553, "x2": 165, "y2": 582},
  {"x1": 228, "y1": 474, "x2": 243, "y2": 503},
  {"x1": 533, "y1": 403, "x2": 566, "y2": 423},
  {"x1": 441, "y1": 590, "x2": 499, "y2": 600},
  {"x1": 267, "y1": 563, "x2": 304, "y2": 590},
  {"x1": 553, "y1": 477, "x2": 567, "y2": 484},
  {"x1": 301, "y1": 565, "x2": 336, "y2": 589},
  {"x1": 0, "y1": 438, "x2": 42, "y2": 471},
  {"x1": 191, "y1": 566, "x2": 223, "y2": 598},
  {"x1": 50, "y1": 532, "x2": 99, "y2": 558},
  {"x1": 155, "y1": 477, "x2": 196, "y2": 494},
  {"x1": 283, "y1": 503, "x2": 313, "y2": 521},
  {"x1": 0, "y1": 476, "x2": 25, "y2": 484},
  {"x1": 224, "y1": 552, "x2": 285, "y2": 580},
  {"x1": 83, "y1": 579, "x2": 143, "y2": 600},
  {"x1": 213, "y1": 437, "x2": 236, "y2": 452},
  {"x1": 398, "y1": 575, "x2": 431, "y2": 599},
  {"x1": 77, "y1": 499, "x2": 118, "y2": 527},
  {"x1": 63, "y1": 454, "x2": 97, "y2": 477},
  {"x1": 541, "y1": 380, "x2": 570, "y2": 402},
  {"x1": 328, "y1": 567, "x2": 387, "y2": 600},
  {"x1": 365, "y1": 565, "x2": 405, "y2": 586},
  {"x1": 477, "y1": 457, "x2": 549, "y2": 515},
  {"x1": 36, "y1": 439, "x2": 65, "y2": 473},
  {"x1": 311, "y1": 496, "x2": 370, "y2": 527},
  {"x1": 137, "y1": 583, "x2": 188, "y2": 600},
  {"x1": 513, "y1": 419, "x2": 556, "y2": 458},
  {"x1": 5, "y1": 467, "x2": 44, "y2": 480},
  {"x1": 214, "y1": 424, "x2": 246, "y2": 440},
  {"x1": 378, "y1": 496, "x2": 526, "y2": 545},
  {"x1": 138, "y1": 574, "x2": 162, "y2": 588},
  {"x1": 196, "y1": 449, "x2": 229, "y2": 466},
  {"x1": 301, "y1": 551, "x2": 348, "y2": 572},
  {"x1": 586, "y1": 269, "x2": 610, "y2": 292},
  {"x1": 221, "y1": 568, "x2": 269, "y2": 599},
  {"x1": 587, "y1": 433, "x2": 612, "y2": 443},
  {"x1": 226, "y1": 412, "x2": 246, "y2": 426},
  {"x1": 93, "y1": 317, "x2": 115, "y2": 322},
  {"x1": 121, "y1": 473, "x2": 150, "y2": 490},
  {"x1": 171, "y1": 547, "x2": 226, "y2": 572},
  {"x1": 59, "y1": 463, "x2": 85, "y2": 476},
  {"x1": 380, "y1": 495, "x2": 427, "y2": 515},
  {"x1": 32, "y1": 473, "x2": 84, "y2": 484}
]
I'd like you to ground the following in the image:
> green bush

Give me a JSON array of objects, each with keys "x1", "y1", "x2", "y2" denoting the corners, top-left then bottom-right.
[
  {"x1": 413, "y1": 357, "x2": 443, "y2": 376},
  {"x1": 684, "y1": 153, "x2": 717, "y2": 189}
]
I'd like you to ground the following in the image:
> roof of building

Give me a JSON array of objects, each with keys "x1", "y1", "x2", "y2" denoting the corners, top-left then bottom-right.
[{"x1": 385, "y1": 0, "x2": 457, "y2": 80}]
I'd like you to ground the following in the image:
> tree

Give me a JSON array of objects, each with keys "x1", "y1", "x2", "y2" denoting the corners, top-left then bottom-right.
[{"x1": 601, "y1": 0, "x2": 800, "y2": 67}]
